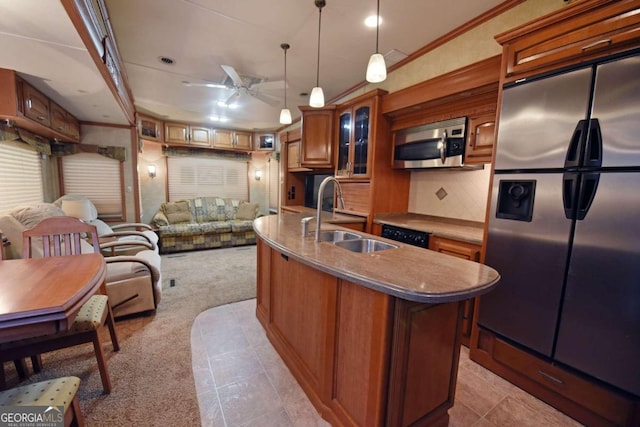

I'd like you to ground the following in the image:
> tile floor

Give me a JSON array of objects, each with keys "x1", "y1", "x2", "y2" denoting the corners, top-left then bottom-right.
[{"x1": 191, "y1": 299, "x2": 583, "y2": 427}]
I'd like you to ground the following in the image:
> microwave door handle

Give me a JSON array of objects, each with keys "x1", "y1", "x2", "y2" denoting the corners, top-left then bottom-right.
[{"x1": 440, "y1": 131, "x2": 448, "y2": 164}]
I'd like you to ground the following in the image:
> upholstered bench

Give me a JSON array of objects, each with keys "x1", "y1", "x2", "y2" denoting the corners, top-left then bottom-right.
[{"x1": 0, "y1": 376, "x2": 84, "y2": 426}]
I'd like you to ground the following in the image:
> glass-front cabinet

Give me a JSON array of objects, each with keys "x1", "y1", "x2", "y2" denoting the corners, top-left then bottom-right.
[{"x1": 336, "y1": 100, "x2": 372, "y2": 179}]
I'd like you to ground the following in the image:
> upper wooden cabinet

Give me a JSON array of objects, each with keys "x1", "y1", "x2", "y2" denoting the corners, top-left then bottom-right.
[
  {"x1": 336, "y1": 99, "x2": 375, "y2": 179},
  {"x1": 465, "y1": 114, "x2": 496, "y2": 165},
  {"x1": 137, "y1": 115, "x2": 162, "y2": 142},
  {"x1": 212, "y1": 129, "x2": 253, "y2": 151},
  {"x1": 497, "y1": 0, "x2": 640, "y2": 82},
  {"x1": 299, "y1": 105, "x2": 335, "y2": 169},
  {"x1": 164, "y1": 122, "x2": 211, "y2": 146},
  {"x1": 0, "y1": 68, "x2": 80, "y2": 142}
]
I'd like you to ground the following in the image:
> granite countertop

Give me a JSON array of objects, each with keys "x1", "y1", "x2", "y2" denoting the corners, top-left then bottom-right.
[
  {"x1": 374, "y1": 213, "x2": 485, "y2": 245},
  {"x1": 253, "y1": 214, "x2": 500, "y2": 304}
]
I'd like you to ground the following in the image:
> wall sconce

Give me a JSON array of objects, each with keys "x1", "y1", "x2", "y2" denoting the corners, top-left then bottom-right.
[
  {"x1": 254, "y1": 170, "x2": 263, "y2": 181},
  {"x1": 147, "y1": 164, "x2": 157, "y2": 178}
]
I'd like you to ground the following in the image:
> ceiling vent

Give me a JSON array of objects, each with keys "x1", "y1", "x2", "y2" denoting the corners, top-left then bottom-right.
[{"x1": 158, "y1": 56, "x2": 175, "y2": 65}]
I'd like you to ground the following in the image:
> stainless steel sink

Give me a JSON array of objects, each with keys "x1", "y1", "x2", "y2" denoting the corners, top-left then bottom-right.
[
  {"x1": 316, "y1": 230, "x2": 362, "y2": 242},
  {"x1": 333, "y1": 238, "x2": 398, "y2": 253}
]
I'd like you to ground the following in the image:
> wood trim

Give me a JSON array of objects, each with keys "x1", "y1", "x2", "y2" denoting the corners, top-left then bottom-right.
[
  {"x1": 80, "y1": 120, "x2": 131, "y2": 129},
  {"x1": 381, "y1": 55, "x2": 501, "y2": 116},
  {"x1": 60, "y1": 0, "x2": 135, "y2": 125},
  {"x1": 130, "y1": 126, "x2": 141, "y2": 222}
]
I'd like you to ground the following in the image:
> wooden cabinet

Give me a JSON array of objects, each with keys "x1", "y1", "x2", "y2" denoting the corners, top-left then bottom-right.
[
  {"x1": 0, "y1": 68, "x2": 80, "y2": 142},
  {"x1": 137, "y1": 115, "x2": 162, "y2": 141},
  {"x1": 336, "y1": 99, "x2": 373, "y2": 179},
  {"x1": 22, "y1": 83, "x2": 50, "y2": 127},
  {"x1": 212, "y1": 129, "x2": 253, "y2": 151},
  {"x1": 464, "y1": 114, "x2": 495, "y2": 164},
  {"x1": 258, "y1": 241, "x2": 464, "y2": 427},
  {"x1": 164, "y1": 122, "x2": 211, "y2": 146},
  {"x1": 286, "y1": 141, "x2": 301, "y2": 170},
  {"x1": 299, "y1": 105, "x2": 335, "y2": 169},
  {"x1": 497, "y1": 0, "x2": 640, "y2": 83},
  {"x1": 429, "y1": 236, "x2": 481, "y2": 347}
]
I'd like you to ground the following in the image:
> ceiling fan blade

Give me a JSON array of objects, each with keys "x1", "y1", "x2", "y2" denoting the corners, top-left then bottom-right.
[
  {"x1": 221, "y1": 65, "x2": 244, "y2": 87},
  {"x1": 182, "y1": 80, "x2": 227, "y2": 89},
  {"x1": 252, "y1": 80, "x2": 287, "y2": 91},
  {"x1": 224, "y1": 91, "x2": 241, "y2": 105},
  {"x1": 251, "y1": 91, "x2": 281, "y2": 107}
]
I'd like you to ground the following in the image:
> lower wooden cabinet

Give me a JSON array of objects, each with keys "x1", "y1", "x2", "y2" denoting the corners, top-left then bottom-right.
[
  {"x1": 429, "y1": 236, "x2": 481, "y2": 347},
  {"x1": 471, "y1": 327, "x2": 640, "y2": 427},
  {"x1": 257, "y1": 241, "x2": 464, "y2": 427}
]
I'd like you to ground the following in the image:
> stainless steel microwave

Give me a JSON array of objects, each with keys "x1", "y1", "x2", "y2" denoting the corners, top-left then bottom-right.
[{"x1": 393, "y1": 117, "x2": 467, "y2": 169}]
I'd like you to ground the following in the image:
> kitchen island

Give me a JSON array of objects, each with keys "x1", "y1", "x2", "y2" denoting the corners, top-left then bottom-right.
[{"x1": 254, "y1": 213, "x2": 500, "y2": 427}]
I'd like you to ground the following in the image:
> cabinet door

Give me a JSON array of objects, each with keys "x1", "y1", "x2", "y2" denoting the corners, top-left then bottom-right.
[
  {"x1": 235, "y1": 131, "x2": 253, "y2": 150},
  {"x1": 465, "y1": 114, "x2": 495, "y2": 164},
  {"x1": 429, "y1": 236, "x2": 481, "y2": 346},
  {"x1": 65, "y1": 114, "x2": 80, "y2": 141},
  {"x1": 190, "y1": 126, "x2": 211, "y2": 146},
  {"x1": 212, "y1": 129, "x2": 234, "y2": 148},
  {"x1": 287, "y1": 141, "x2": 301, "y2": 170},
  {"x1": 50, "y1": 102, "x2": 67, "y2": 134},
  {"x1": 336, "y1": 109, "x2": 351, "y2": 178},
  {"x1": 351, "y1": 103, "x2": 371, "y2": 177},
  {"x1": 301, "y1": 106, "x2": 334, "y2": 168},
  {"x1": 333, "y1": 181, "x2": 370, "y2": 217},
  {"x1": 22, "y1": 83, "x2": 50, "y2": 127},
  {"x1": 164, "y1": 122, "x2": 189, "y2": 144},
  {"x1": 138, "y1": 116, "x2": 162, "y2": 141},
  {"x1": 500, "y1": 0, "x2": 640, "y2": 81}
]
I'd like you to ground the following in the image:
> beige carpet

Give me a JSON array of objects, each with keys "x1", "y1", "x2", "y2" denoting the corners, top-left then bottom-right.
[{"x1": 2, "y1": 245, "x2": 257, "y2": 426}]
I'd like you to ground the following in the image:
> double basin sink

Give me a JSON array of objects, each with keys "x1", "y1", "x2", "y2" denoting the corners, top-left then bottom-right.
[{"x1": 316, "y1": 230, "x2": 397, "y2": 253}]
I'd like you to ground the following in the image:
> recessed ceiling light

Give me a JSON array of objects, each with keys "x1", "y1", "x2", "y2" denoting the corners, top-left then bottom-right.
[{"x1": 364, "y1": 15, "x2": 381, "y2": 28}]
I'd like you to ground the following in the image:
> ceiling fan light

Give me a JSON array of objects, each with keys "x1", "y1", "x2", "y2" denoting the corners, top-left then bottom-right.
[
  {"x1": 309, "y1": 87, "x2": 325, "y2": 108},
  {"x1": 279, "y1": 108, "x2": 292, "y2": 124},
  {"x1": 366, "y1": 53, "x2": 387, "y2": 83}
]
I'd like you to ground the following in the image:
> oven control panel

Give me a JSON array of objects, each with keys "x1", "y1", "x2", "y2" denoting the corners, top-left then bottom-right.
[{"x1": 381, "y1": 224, "x2": 429, "y2": 248}]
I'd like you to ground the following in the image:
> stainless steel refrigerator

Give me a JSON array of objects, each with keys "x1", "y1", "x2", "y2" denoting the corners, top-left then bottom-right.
[{"x1": 479, "y1": 51, "x2": 640, "y2": 397}]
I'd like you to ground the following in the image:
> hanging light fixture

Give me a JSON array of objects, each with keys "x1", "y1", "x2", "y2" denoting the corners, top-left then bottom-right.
[
  {"x1": 279, "y1": 43, "x2": 292, "y2": 124},
  {"x1": 366, "y1": 0, "x2": 387, "y2": 83},
  {"x1": 309, "y1": 0, "x2": 326, "y2": 108}
]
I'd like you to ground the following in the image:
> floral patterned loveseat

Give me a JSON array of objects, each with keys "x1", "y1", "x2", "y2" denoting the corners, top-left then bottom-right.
[{"x1": 151, "y1": 197, "x2": 258, "y2": 254}]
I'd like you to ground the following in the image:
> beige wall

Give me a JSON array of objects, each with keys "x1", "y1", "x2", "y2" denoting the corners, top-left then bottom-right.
[{"x1": 138, "y1": 140, "x2": 166, "y2": 224}]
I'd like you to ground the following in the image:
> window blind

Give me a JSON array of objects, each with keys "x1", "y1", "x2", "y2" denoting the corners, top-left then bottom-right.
[
  {"x1": 167, "y1": 156, "x2": 248, "y2": 201},
  {"x1": 0, "y1": 141, "x2": 44, "y2": 214},
  {"x1": 61, "y1": 152, "x2": 123, "y2": 217}
]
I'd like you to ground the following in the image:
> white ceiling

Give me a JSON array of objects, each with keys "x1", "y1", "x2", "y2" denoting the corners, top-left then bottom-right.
[{"x1": 0, "y1": 0, "x2": 506, "y2": 132}]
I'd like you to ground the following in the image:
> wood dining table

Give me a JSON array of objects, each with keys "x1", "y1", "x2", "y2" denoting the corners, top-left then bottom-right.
[{"x1": 0, "y1": 253, "x2": 106, "y2": 343}]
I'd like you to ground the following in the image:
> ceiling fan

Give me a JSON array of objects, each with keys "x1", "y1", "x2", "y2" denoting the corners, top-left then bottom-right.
[{"x1": 182, "y1": 64, "x2": 284, "y2": 107}]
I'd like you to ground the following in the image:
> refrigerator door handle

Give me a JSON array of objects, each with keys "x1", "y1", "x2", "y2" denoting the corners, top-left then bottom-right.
[
  {"x1": 562, "y1": 172, "x2": 580, "y2": 220},
  {"x1": 576, "y1": 172, "x2": 600, "y2": 220},
  {"x1": 564, "y1": 120, "x2": 587, "y2": 168},
  {"x1": 583, "y1": 118, "x2": 603, "y2": 168}
]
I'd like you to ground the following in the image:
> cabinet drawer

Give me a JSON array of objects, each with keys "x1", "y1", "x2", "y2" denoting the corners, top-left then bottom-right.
[
  {"x1": 492, "y1": 337, "x2": 637, "y2": 426},
  {"x1": 500, "y1": 0, "x2": 640, "y2": 80}
]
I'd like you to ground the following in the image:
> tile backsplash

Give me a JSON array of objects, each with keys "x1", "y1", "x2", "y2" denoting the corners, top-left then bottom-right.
[{"x1": 408, "y1": 166, "x2": 491, "y2": 222}]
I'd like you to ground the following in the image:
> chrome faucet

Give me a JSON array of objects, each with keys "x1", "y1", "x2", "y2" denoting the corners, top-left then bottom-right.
[{"x1": 314, "y1": 176, "x2": 345, "y2": 242}]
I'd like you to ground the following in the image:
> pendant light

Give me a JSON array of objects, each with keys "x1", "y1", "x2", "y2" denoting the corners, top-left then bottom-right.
[
  {"x1": 309, "y1": 0, "x2": 326, "y2": 108},
  {"x1": 279, "y1": 43, "x2": 292, "y2": 124},
  {"x1": 366, "y1": 0, "x2": 387, "y2": 83}
]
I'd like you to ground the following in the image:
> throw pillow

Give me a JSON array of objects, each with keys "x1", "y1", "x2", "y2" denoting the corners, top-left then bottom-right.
[
  {"x1": 162, "y1": 200, "x2": 193, "y2": 224},
  {"x1": 235, "y1": 202, "x2": 259, "y2": 220},
  {"x1": 10, "y1": 203, "x2": 65, "y2": 229}
]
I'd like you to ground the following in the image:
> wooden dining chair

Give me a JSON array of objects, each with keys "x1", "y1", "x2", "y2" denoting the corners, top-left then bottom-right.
[{"x1": 0, "y1": 216, "x2": 120, "y2": 393}]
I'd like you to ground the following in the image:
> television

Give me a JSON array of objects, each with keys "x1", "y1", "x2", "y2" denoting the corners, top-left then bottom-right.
[{"x1": 304, "y1": 174, "x2": 334, "y2": 212}]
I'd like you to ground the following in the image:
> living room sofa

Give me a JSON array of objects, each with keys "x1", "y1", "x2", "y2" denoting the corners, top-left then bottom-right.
[{"x1": 151, "y1": 197, "x2": 258, "y2": 254}]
